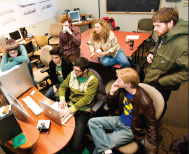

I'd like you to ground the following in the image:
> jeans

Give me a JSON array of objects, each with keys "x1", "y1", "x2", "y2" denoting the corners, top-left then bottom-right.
[
  {"x1": 70, "y1": 111, "x2": 91, "y2": 151},
  {"x1": 45, "y1": 83, "x2": 60, "y2": 99},
  {"x1": 28, "y1": 62, "x2": 38, "y2": 89},
  {"x1": 100, "y1": 48, "x2": 130, "y2": 68},
  {"x1": 88, "y1": 116, "x2": 134, "y2": 154}
]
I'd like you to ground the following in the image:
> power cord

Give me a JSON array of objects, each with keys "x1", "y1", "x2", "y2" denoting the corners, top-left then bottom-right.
[{"x1": 159, "y1": 128, "x2": 174, "y2": 154}]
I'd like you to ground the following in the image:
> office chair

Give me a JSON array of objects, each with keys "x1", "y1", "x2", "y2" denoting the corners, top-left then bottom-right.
[
  {"x1": 34, "y1": 35, "x2": 49, "y2": 56},
  {"x1": 0, "y1": 37, "x2": 6, "y2": 53},
  {"x1": 89, "y1": 68, "x2": 107, "y2": 117},
  {"x1": 105, "y1": 83, "x2": 164, "y2": 154},
  {"x1": 30, "y1": 35, "x2": 49, "y2": 67},
  {"x1": 48, "y1": 22, "x2": 62, "y2": 45},
  {"x1": 137, "y1": 18, "x2": 154, "y2": 59},
  {"x1": 33, "y1": 45, "x2": 52, "y2": 89}
]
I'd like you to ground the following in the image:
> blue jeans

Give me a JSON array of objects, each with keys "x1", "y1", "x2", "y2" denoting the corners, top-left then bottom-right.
[
  {"x1": 45, "y1": 83, "x2": 60, "y2": 98},
  {"x1": 88, "y1": 116, "x2": 134, "y2": 154},
  {"x1": 100, "y1": 48, "x2": 131, "y2": 68}
]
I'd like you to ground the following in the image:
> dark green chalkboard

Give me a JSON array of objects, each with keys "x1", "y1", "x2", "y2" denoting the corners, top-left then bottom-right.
[{"x1": 106, "y1": 0, "x2": 161, "y2": 13}]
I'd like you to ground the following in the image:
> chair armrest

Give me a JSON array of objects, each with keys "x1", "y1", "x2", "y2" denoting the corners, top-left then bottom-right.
[
  {"x1": 30, "y1": 58, "x2": 39, "y2": 64},
  {"x1": 126, "y1": 56, "x2": 132, "y2": 63},
  {"x1": 40, "y1": 67, "x2": 49, "y2": 73},
  {"x1": 91, "y1": 100, "x2": 104, "y2": 113}
]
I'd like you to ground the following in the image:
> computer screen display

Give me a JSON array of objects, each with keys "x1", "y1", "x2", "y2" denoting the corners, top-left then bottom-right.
[
  {"x1": 9, "y1": 30, "x2": 22, "y2": 41},
  {"x1": 68, "y1": 10, "x2": 80, "y2": 22},
  {"x1": 0, "y1": 86, "x2": 32, "y2": 120}
]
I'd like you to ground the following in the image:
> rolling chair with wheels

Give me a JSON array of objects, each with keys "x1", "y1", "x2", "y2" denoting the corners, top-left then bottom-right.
[
  {"x1": 89, "y1": 68, "x2": 107, "y2": 117},
  {"x1": 106, "y1": 83, "x2": 164, "y2": 154},
  {"x1": 48, "y1": 22, "x2": 62, "y2": 45},
  {"x1": 31, "y1": 35, "x2": 49, "y2": 67},
  {"x1": 33, "y1": 45, "x2": 52, "y2": 89},
  {"x1": 34, "y1": 35, "x2": 49, "y2": 56},
  {"x1": 136, "y1": 18, "x2": 154, "y2": 59}
]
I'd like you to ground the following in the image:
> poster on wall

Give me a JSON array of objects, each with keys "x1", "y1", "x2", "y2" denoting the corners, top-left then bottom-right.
[{"x1": 0, "y1": 0, "x2": 57, "y2": 36}]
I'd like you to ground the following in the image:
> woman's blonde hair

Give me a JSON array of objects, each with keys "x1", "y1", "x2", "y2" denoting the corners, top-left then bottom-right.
[
  {"x1": 91, "y1": 19, "x2": 110, "y2": 43},
  {"x1": 116, "y1": 68, "x2": 140, "y2": 88}
]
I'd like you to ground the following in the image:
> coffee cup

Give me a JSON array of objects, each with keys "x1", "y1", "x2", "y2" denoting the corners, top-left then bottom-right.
[
  {"x1": 63, "y1": 28, "x2": 66, "y2": 33},
  {"x1": 129, "y1": 40, "x2": 134, "y2": 50},
  {"x1": 96, "y1": 49, "x2": 102, "y2": 54}
]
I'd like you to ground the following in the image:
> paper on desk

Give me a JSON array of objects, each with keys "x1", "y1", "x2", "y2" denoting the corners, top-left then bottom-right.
[
  {"x1": 51, "y1": 102, "x2": 68, "y2": 112},
  {"x1": 126, "y1": 35, "x2": 140, "y2": 40}
]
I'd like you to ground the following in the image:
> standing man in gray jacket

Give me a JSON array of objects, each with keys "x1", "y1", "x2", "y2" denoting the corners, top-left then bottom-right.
[{"x1": 144, "y1": 7, "x2": 188, "y2": 119}]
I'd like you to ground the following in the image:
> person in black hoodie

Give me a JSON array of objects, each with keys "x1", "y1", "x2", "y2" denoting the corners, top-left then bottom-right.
[{"x1": 45, "y1": 47, "x2": 73, "y2": 100}]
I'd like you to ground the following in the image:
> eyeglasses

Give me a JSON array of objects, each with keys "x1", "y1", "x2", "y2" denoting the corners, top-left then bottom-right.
[
  {"x1": 8, "y1": 50, "x2": 18, "y2": 55},
  {"x1": 73, "y1": 68, "x2": 82, "y2": 73}
]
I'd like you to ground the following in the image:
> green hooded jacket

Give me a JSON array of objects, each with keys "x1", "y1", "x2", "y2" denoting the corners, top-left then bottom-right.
[
  {"x1": 59, "y1": 69, "x2": 98, "y2": 113},
  {"x1": 144, "y1": 19, "x2": 188, "y2": 91}
]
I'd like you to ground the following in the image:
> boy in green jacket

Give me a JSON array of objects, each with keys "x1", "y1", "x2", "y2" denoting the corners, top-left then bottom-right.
[{"x1": 58, "y1": 57, "x2": 98, "y2": 151}]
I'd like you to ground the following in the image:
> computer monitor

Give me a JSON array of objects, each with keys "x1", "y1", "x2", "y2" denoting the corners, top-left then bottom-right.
[
  {"x1": 0, "y1": 86, "x2": 32, "y2": 120},
  {"x1": 9, "y1": 30, "x2": 22, "y2": 42},
  {"x1": 68, "y1": 10, "x2": 80, "y2": 22}
]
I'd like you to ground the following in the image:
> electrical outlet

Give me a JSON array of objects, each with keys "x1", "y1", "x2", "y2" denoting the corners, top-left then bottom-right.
[{"x1": 183, "y1": 1, "x2": 188, "y2": 7}]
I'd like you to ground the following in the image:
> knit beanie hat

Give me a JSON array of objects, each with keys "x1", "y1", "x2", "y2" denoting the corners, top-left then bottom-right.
[{"x1": 5, "y1": 39, "x2": 19, "y2": 51}]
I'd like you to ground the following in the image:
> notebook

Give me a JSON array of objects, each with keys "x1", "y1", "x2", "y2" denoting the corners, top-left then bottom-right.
[
  {"x1": 39, "y1": 100, "x2": 73, "y2": 126},
  {"x1": 0, "y1": 62, "x2": 33, "y2": 98}
]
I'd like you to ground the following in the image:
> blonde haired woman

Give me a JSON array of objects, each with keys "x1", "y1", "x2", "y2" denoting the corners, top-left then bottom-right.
[{"x1": 89, "y1": 19, "x2": 130, "y2": 68}]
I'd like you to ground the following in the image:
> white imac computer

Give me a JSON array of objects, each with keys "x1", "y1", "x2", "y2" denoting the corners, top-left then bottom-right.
[
  {"x1": 0, "y1": 86, "x2": 32, "y2": 120},
  {"x1": 68, "y1": 10, "x2": 81, "y2": 23}
]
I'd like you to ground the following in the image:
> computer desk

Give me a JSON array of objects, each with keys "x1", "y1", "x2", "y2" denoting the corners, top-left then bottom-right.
[
  {"x1": 4, "y1": 86, "x2": 75, "y2": 154},
  {"x1": 72, "y1": 20, "x2": 94, "y2": 29},
  {"x1": 80, "y1": 29, "x2": 151, "y2": 67}
]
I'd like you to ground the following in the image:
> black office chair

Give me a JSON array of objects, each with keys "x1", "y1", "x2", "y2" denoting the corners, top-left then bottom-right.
[
  {"x1": 137, "y1": 18, "x2": 155, "y2": 59},
  {"x1": 89, "y1": 68, "x2": 108, "y2": 117}
]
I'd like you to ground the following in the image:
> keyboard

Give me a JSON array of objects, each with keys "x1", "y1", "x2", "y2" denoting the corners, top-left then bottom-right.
[
  {"x1": 23, "y1": 96, "x2": 43, "y2": 115},
  {"x1": 72, "y1": 21, "x2": 82, "y2": 25},
  {"x1": 51, "y1": 102, "x2": 73, "y2": 124},
  {"x1": 61, "y1": 114, "x2": 73, "y2": 124}
]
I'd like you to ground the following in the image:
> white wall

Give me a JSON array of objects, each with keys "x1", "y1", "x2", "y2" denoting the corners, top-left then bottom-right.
[
  {"x1": 1, "y1": 0, "x2": 188, "y2": 37},
  {"x1": 71, "y1": 0, "x2": 99, "y2": 19},
  {"x1": 25, "y1": 0, "x2": 72, "y2": 36}
]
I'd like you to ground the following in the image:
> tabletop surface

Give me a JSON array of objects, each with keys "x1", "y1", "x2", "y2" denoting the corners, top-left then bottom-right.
[
  {"x1": 80, "y1": 29, "x2": 151, "y2": 64},
  {"x1": 4, "y1": 86, "x2": 75, "y2": 154}
]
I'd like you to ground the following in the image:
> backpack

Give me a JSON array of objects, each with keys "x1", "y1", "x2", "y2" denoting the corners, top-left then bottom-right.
[
  {"x1": 102, "y1": 17, "x2": 119, "y2": 31},
  {"x1": 169, "y1": 134, "x2": 189, "y2": 154}
]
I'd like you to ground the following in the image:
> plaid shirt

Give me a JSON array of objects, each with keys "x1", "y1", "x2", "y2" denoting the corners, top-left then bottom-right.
[{"x1": 58, "y1": 25, "x2": 81, "y2": 57}]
